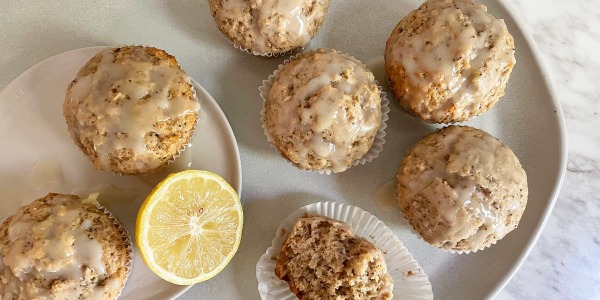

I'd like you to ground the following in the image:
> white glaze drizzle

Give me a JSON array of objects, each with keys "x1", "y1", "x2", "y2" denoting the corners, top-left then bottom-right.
[
  {"x1": 217, "y1": 0, "x2": 311, "y2": 53},
  {"x1": 267, "y1": 50, "x2": 381, "y2": 172},
  {"x1": 67, "y1": 48, "x2": 199, "y2": 172},
  {"x1": 2, "y1": 194, "x2": 112, "y2": 298},
  {"x1": 388, "y1": 0, "x2": 514, "y2": 120},
  {"x1": 400, "y1": 126, "x2": 526, "y2": 249}
]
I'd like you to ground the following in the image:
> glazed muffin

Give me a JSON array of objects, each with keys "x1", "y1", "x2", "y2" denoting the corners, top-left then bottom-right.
[
  {"x1": 264, "y1": 49, "x2": 382, "y2": 173},
  {"x1": 397, "y1": 126, "x2": 528, "y2": 252},
  {"x1": 384, "y1": 0, "x2": 516, "y2": 123},
  {"x1": 63, "y1": 46, "x2": 200, "y2": 175},
  {"x1": 0, "y1": 193, "x2": 130, "y2": 299},
  {"x1": 208, "y1": 0, "x2": 331, "y2": 55},
  {"x1": 275, "y1": 216, "x2": 393, "y2": 299}
]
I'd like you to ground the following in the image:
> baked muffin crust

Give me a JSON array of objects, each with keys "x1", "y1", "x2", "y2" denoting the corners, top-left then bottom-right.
[
  {"x1": 265, "y1": 49, "x2": 382, "y2": 173},
  {"x1": 0, "y1": 193, "x2": 129, "y2": 299},
  {"x1": 208, "y1": 0, "x2": 331, "y2": 55},
  {"x1": 385, "y1": 0, "x2": 515, "y2": 123},
  {"x1": 397, "y1": 126, "x2": 528, "y2": 252},
  {"x1": 63, "y1": 46, "x2": 199, "y2": 175}
]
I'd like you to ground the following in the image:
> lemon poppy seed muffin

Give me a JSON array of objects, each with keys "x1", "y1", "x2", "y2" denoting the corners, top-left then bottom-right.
[
  {"x1": 384, "y1": 0, "x2": 516, "y2": 123},
  {"x1": 0, "y1": 193, "x2": 130, "y2": 299},
  {"x1": 275, "y1": 216, "x2": 393, "y2": 299},
  {"x1": 63, "y1": 46, "x2": 200, "y2": 175},
  {"x1": 264, "y1": 49, "x2": 382, "y2": 173},
  {"x1": 208, "y1": 0, "x2": 331, "y2": 55},
  {"x1": 397, "y1": 126, "x2": 528, "y2": 252}
]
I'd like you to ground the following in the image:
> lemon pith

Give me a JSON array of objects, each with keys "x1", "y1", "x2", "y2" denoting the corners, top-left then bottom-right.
[{"x1": 136, "y1": 170, "x2": 243, "y2": 285}]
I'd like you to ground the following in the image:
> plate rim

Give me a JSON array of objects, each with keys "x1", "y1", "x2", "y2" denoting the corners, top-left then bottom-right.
[{"x1": 487, "y1": 1, "x2": 568, "y2": 298}]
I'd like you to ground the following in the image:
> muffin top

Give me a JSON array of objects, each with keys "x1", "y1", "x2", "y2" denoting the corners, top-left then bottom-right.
[
  {"x1": 208, "y1": 0, "x2": 331, "y2": 54},
  {"x1": 397, "y1": 126, "x2": 528, "y2": 251},
  {"x1": 63, "y1": 46, "x2": 200, "y2": 175},
  {"x1": 385, "y1": 0, "x2": 515, "y2": 123},
  {"x1": 275, "y1": 216, "x2": 393, "y2": 299},
  {"x1": 265, "y1": 49, "x2": 381, "y2": 173},
  {"x1": 0, "y1": 193, "x2": 129, "y2": 299}
]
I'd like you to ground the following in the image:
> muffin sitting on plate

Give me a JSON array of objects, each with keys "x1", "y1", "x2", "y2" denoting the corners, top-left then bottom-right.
[
  {"x1": 0, "y1": 193, "x2": 131, "y2": 299},
  {"x1": 262, "y1": 48, "x2": 383, "y2": 173},
  {"x1": 385, "y1": 0, "x2": 516, "y2": 123},
  {"x1": 63, "y1": 46, "x2": 200, "y2": 175}
]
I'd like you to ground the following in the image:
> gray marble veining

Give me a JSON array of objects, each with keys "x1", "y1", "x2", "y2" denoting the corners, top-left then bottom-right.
[{"x1": 498, "y1": 0, "x2": 600, "y2": 299}]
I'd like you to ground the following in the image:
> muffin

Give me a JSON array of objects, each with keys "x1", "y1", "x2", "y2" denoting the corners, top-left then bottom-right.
[
  {"x1": 63, "y1": 46, "x2": 200, "y2": 175},
  {"x1": 384, "y1": 0, "x2": 516, "y2": 123},
  {"x1": 396, "y1": 125, "x2": 528, "y2": 252},
  {"x1": 275, "y1": 215, "x2": 393, "y2": 299},
  {"x1": 208, "y1": 0, "x2": 331, "y2": 55},
  {"x1": 263, "y1": 49, "x2": 382, "y2": 173},
  {"x1": 0, "y1": 193, "x2": 131, "y2": 299}
]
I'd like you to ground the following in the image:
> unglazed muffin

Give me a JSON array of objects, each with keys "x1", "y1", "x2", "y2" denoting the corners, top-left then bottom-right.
[
  {"x1": 208, "y1": 0, "x2": 331, "y2": 55},
  {"x1": 396, "y1": 126, "x2": 528, "y2": 252},
  {"x1": 275, "y1": 216, "x2": 393, "y2": 299},
  {"x1": 264, "y1": 49, "x2": 382, "y2": 173},
  {"x1": 0, "y1": 193, "x2": 130, "y2": 299},
  {"x1": 384, "y1": 0, "x2": 516, "y2": 123},
  {"x1": 63, "y1": 46, "x2": 200, "y2": 175}
]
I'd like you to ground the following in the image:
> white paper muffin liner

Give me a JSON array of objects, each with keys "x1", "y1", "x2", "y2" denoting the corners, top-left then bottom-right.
[
  {"x1": 228, "y1": 36, "x2": 304, "y2": 57},
  {"x1": 215, "y1": 15, "x2": 311, "y2": 58},
  {"x1": 259, "y1": 50, "x2": 390, "y2": 174},
  {"x1": 96, "y1": 203, "x2": 134, "y2": 298},
  {"x1": 256, "y1": 201, "x2": 433, "y2": 300}
]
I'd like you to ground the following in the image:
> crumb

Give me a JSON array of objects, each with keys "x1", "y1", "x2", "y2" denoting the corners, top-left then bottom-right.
[{"x1": 275, "y1": 216, "x2": 393, "y2": 299}]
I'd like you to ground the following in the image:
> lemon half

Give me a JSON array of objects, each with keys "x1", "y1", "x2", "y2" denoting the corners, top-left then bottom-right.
[{"x1": 136, "y1": 170, "x2": 243, "y2": 285}]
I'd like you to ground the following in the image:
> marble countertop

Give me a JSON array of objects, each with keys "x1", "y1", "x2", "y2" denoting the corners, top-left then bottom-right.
[
  {"x1": 0, "y1": 0, "x2": 598, "y2": 299},
  {"x1": 497, "y1": 0, "x2": 600, "y2": 299}
]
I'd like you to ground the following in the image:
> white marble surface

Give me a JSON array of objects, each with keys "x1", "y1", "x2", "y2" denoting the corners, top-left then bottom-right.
[
  {"x1": 497, "y1": 0, "x2": 600, "y2": 299},
  {"x1": 0, "y1": 0, "x2": 597, "y2": 299}
]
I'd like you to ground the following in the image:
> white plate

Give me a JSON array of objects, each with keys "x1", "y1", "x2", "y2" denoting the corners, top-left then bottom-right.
[
  {"x1": 0, "y1": 47, "x2": 241, "y2": 299},
  {"x1": 257, "y1": 201, "x2": 433, "y2": 300}
]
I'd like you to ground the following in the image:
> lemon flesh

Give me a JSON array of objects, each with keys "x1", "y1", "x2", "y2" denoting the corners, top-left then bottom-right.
[{"x1": 136, "y1": 170, "x2": 243, "y2": 285}]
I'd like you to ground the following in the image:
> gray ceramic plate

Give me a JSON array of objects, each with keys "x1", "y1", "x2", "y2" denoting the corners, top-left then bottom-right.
[{"x1": 180, "y1": 0, "x2": 565, "y2": 299}]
